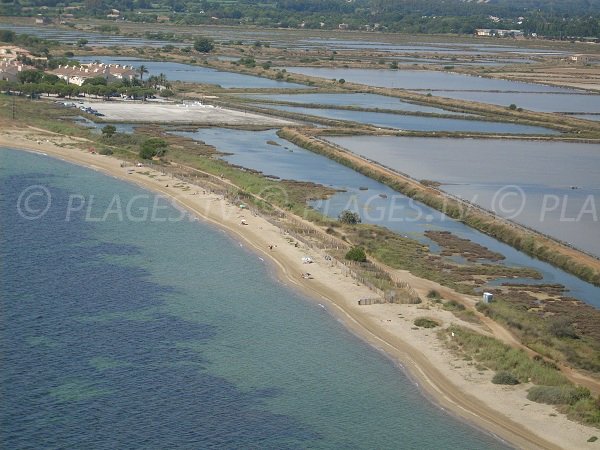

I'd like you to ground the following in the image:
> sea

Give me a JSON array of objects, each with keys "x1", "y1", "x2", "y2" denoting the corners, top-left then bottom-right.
[{"x1": 0, "y1": 148, "x2": 508, "y2": 448}]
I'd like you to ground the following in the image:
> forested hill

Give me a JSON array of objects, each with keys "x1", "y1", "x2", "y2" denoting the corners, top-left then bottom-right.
[{"x1": 2, "y1": 0, "x2": 599, "y2": 38}]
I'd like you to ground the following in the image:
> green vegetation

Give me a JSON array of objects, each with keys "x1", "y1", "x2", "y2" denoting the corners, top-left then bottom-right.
[
  {"x1": 441, "y1": 325, "x2": 568, "y2": 386},
  {"x1": 476, "y1": 295, "x2": 600, "y2": 374},
  {"x1": 414, "y1": 317, "x2": 439, "y2": 328},
  {"x1": 139, "y1": 138, "x2": 168, "y2": 159},
  {"x1": 441, "y1": 325, "x2": 600, "y2": 427},
  {"x1": 0, "y1": 76, "x2": 157, "y2": 101},
  {"x1": 492, "y1": 371, "x2": 520, "y2": 385},
  {"x1": 9, "y1": 1, "x2": 598, "y2": 38},
  {"x1": 443, "y1": 300, "x2": 465, "y2": 312},
  {"x1": 426, "y1": 289, "x2": 442, "y2": 300},
  {"x1": 345, "y1": 246, "x2": 367, "y2": 262},
  {"x1": 193, "y1": 37, "x2": 215, "y2": 53},
  {"x1": 278, "y1": 129, "x2": 600, "y2": 288},
  {"x1": 338, "y1": 210, "x2": 361, "y2": 225},
  {"x1": 101, "y1": 125, "x2": 116, "y2": 138},
  {"x1": 528, "y1": 386, "x2": 600, "y2": 426},
  {"x1": 527, "y1": 385, "x2": 590, "y2": 405}
]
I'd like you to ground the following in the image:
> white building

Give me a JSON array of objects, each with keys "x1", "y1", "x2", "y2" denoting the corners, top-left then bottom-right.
[
  {"x1": 0, "y1": 61, "x2": 35, "y2": 82},
  {"x1": 49, "y1": 63, "x2": 137, "y2": 86}
]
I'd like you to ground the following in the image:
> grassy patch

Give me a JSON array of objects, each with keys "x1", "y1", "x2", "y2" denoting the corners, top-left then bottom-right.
[
  {"x1": 441, "y1": 325, "x2": 568, "y2": 386},
  {"x1": 414, "y1": 317, "x2": 440, "y2": 328},
  {"x1": 492, "y1": 371, "x2": 520, "y2": 385},
  {"x1": 441, "y1": 325, "x2": 600, "y2": 427}
]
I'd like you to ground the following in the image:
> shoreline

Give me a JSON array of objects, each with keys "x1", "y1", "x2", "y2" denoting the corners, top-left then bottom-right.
[
  {"x1": 280, "y1": 128, "x2": 600, "y2": 287},
  {"x1": 2, "y1": 128, "x2": 597, "y2": 449}
]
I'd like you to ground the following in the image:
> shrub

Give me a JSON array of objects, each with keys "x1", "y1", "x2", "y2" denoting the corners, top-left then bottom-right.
[
  {"x1": 492, "y1": 371, "x2": 520, "y2": 385},
  {"x1": 527, "y1": 385, "x2": 591, "y2": 405},
  {"x1": 99, "y1": 148, "x2": 113, "y2": 155},
  {"x1": 194, "y1": 37, "x2": 214, "y2": 53},
  {"x1": 414, "y1": 318, "x2": 439, "y2": 328},
  {"x1": 345, "y1": 246, "x2": 367, "y2": 262},
  {"x1": 548, "y1": 317, "x2": 579, "y2": 339},
  {"x1": 443, "y1": 300, "x2": 465, "y2": 311},
  {"x1": 509, "y1": 103, "x2": 517, "y2": 110},
  {"x1": 338, "y1": 209, "x2": 361, "y2": 225},
  {"x1": 101, "y1": 125, "x2": 116, "y2": 138},
  {"x1": 139, "y1": 138, "x2": 168, "y2": 159},
  {"x1": 427, "y1": 289, "x2": 441, "y2": 300}
]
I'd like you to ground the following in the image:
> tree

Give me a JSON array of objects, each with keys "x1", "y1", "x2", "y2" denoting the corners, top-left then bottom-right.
[
  {"x1": 77, "y1": 38, "x2": 88, "y2": 48},
  {"x1": 0, "y1": 30, "x2": 16, "y2": 43},
  {"x1": 138, "y1": 64, "x2": 149, "y2": 82},
  {"x1": 345, "y1": 246, "x2": 367, "y2": 262},
  {"x1": 139, "y1": 138, "x2": 168, "y2": 159},
  {"x1": 194, "y1": 37, "x2": 215, "y2": 53},
  {"x1": 338, "y1": 209, "x2": 361, "y2": 225},
  {"x1": 102, "y1": 125, "x2": 117, "y2": 138},
  {"x1": 82, "y1": 76, "x2": 107, "y2": 86},
  {"x1": 18, "y1": 70, "x2": 44, "y2": 84}
]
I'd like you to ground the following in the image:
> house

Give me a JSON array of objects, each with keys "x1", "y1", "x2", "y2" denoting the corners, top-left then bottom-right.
[
  {"x1": 569, "y1": 54, "x2": 590, "y2": 65},
  {"x1": 482, "y1": 292, "x2": 494, "y2": 304},
  {"x1": 475, "y1": 28, "x2": 523, "y2": 38},
  {"x1": 0, "y1": 45, "x2": 46, "y2": 63},
  {"x1": 34, "y1": 16, "x2": 52, "y2": 25},
  {"x1": 0, "y1": 61, "x2": 35, "y2": 82},
  {"x1": 107, "y1": 8, "x2": 120, "y2": 19},
  {"x1": 475, "y1": 29, "x2": 493, "y2": 37},
  {"x1": 338, "y1": 23, "x2": 349, "y2": 30},
  {"x1": 49, "y1": 63, "x2": 136, "y2": 86}
]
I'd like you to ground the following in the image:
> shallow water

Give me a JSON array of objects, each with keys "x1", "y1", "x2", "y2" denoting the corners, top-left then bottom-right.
[
  {"x1": 428, "y1": 91, "x2": 600, "y2": 113},
  {"x1": 240, "y1": 92, "x2": 468, "y2": 114},
  {"x1": 256, "y1": 104, "x2": 557, "y2": 134},
  {"x1": 0, "y1": 24, "x2": 178, "y2": 48},
  {"x1": 285, "y1": 67, "x2": 573, "y2": 93},
  {"x1": 0, "y1": 148, "x2": 508, "y2": 448},
  {"x1": 72, "y1": 116, "x2": 137, "y2": 134},
  {"x1": 327, "y1": 135, "x2": 600, "y2": 259},
  {"x1": 172, "y1": 129, "x2": 600, "y2": 305},
  {"x1": 76, "y1": 56, "x2": 307, "y2": 89}
]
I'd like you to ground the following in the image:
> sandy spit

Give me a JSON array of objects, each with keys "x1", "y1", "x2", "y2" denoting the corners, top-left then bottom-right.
[{"x1": 1, "y1": 128, "x2": 597, "y2": 450}]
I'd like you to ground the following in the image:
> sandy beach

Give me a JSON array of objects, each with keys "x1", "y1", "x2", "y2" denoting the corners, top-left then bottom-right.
[{"x1": 2, "y1": 126, "x2": 598, "y2": 449}]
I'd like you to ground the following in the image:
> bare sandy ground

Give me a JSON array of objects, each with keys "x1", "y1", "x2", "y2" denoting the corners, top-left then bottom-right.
[
  {"x1": 80, "y1": 99, "x2": 296, "y2": 125},
  {"x1": 2, "y1": 127, "x2": 599, "y2": 449}
]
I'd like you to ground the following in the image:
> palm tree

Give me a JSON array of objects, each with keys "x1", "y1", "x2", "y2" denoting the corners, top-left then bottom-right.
[{"x1": 138, "y1": 65, "x2": 149, "y2": 82}]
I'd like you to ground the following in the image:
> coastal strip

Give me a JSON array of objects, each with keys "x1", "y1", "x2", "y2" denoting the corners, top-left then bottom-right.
[
  {"x1": 279, "y1": 127, "x2": 600, "y2": 287},
  {"x1": 1, "y1": 128, "x2": 596, "y2": 449}
]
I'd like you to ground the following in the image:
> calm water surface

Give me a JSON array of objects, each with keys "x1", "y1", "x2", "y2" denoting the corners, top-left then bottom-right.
[
  {"x1": 172, "y1": 129, "x2": 600, "y2": 305},
  {"x1": 327, "y1": 136, "x2": 600, "y2": 259},
  {"x1": 256, "y1": 104, "x2": 557, "y2": 134},
  {"x1": 77, "y1": 56, "x2": 308, "y2": 89},
  {"x1": 285, "y1": 67, "x2": 573, "y2": 93},
  {"x1": 1, "y1": 148, "x2": 508, "y2": 449},
  {"x1": 427, "y1": 91, "x2": 600, "y2": 113},
  {"x1": 239, "y1": 92, "x2": 465, "y2": 114}
]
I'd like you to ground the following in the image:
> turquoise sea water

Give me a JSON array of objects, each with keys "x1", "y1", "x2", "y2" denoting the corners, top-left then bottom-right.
[{"x1": 0, "y1": 148, "x2": 508, "y2": 448}]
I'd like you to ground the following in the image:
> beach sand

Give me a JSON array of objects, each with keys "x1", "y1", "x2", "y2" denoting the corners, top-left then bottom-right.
[{"x1": 1, "y1": 126, "x2": 598, "y2": 449}]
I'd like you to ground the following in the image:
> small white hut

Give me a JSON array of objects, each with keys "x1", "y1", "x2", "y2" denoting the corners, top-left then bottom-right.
[{"x1": 482, "y1": 292, "x2": 494, "y2": 304}]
